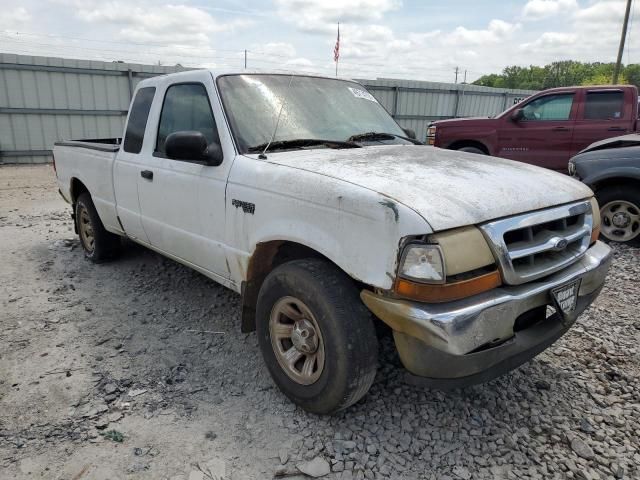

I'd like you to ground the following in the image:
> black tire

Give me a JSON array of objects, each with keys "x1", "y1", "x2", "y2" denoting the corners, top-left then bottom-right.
[
  {"x1": 595, "y1": 186, "x2": 640, "y2": 247},
  {"x1": 75, "y1": 192, "x2": 121, "y2": 262},
  {"x1": 456, "y1": 146, "x2": 485, "y2": 155},
  {"x1": 256, "y1": 259, "x2": 378, "y2": 414}
]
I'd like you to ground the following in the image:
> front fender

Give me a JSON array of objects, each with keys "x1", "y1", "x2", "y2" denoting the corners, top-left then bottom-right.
[
  {"x1": 225, "y1": 157, "x2": 431, "y2": 290},
  {"x1": 581, "y1": 167, "x2": 640, "y2": 188}
]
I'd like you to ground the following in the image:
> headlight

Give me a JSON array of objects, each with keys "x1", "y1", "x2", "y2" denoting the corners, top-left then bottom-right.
[
  {"x1": 399, "y1": 244, "x2": 445, "y2": 284},
  {"x1": 426, "y1": 125, "x2": 436, "y2": 145}
]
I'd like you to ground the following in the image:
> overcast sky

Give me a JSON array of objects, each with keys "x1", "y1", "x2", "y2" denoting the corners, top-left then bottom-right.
[{"x1": 1, "y1": 0, "x2": 637, "y2": 82}]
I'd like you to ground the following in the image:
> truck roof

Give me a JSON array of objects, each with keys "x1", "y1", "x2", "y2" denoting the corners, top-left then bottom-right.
[
  {"x1": 537, "y1": 85, "x2": 638, "y2": 94},
  {"x1": 137, "y1": 69, "x2": 355, "y2": 88}
]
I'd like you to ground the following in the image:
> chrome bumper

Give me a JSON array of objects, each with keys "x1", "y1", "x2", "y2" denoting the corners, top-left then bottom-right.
[{"x1": 361, "y1": 241, "x2": 612, "y2": 386}]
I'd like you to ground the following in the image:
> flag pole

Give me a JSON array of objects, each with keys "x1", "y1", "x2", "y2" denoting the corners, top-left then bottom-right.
[{"x1": 335, "y1": 23, "x2": 340, "y2": 77}]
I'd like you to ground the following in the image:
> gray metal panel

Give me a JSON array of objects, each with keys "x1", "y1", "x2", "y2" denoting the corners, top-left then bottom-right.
[
  {"x1": 0, "y1": 53, "x2": 184, "y2": 163},
  {"x1": 0, "y1": 53, "x2": 537, "y2": 163}
]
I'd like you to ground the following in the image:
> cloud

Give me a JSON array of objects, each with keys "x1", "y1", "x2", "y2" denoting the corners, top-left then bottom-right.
[
  {"x1": 274, "y1": 0, "x2": 402, "y2": 32},
  {"x1": 520, "y1": 32, "x2": 578, "y2": 52},
  {"x1": 68, "y1": 1, "x2": 251, "y2": 47},
  {"x1": 443, "y1": 19, "x2": 521, "y2": 46},
  {"x1": 522, "y1": 0, "x2": 578, "y2": 20},
  {"x1": 254, "y1": 42, "x2": 297, "y2": 58},
  {"x1": 0, "y1": 7, "x2": 31, "y2": 29}
]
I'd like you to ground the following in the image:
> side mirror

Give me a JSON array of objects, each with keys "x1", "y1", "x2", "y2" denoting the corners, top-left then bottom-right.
[
  {"x1": 403, "y1": 128, "x2": 417, "y2": 140},
  {"x1": 165, "y1": 131, "x2": 223, "y2": 166},
  {"x1": 511, "y1": 108, "x2": 525, "y2": 122}
]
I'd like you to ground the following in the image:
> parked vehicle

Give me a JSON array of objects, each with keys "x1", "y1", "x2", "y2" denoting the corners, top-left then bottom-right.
[
  {"x1": 569, "y1": 134, "x2": 640, "y2": 246},
  {"x1": 53, "y1": 70, "x2": 612, "y2": 413},
  {"x1": 427, "y1": 85, "x2": 639, "y2": 172}
]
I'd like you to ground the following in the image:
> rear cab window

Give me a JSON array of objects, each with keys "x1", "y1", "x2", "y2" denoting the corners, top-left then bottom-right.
[
  {"x1": 584, "y1": 91, "x2": 625, "y2": 120},
  {"x1": 123, "y1": 87, "x2": 156, "y2": 154}
]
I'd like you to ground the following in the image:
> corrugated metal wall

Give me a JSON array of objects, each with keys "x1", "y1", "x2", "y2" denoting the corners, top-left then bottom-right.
[
  {"x1": 0, "y1": 54, "x2": 537, "y2": 164},
  {"x1": 358, "y1": 78, "x2": 537, "y2": 141},
  {"x1": 0, "y1": 53, "x2": 184, "y2": 164}
]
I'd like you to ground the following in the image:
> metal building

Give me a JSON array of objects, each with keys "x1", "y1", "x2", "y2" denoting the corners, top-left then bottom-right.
[
  {"x1": 0, "y1": 53, "x2": 536, "y2": 164},
  {"x1": 0, "y1": 53, "x2": 184, "y2": 164}
]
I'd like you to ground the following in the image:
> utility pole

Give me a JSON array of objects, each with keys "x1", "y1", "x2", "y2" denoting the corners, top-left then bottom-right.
[
  {"x1": 244, "y1": 49, "x2": 247, "y2": 69},
  {"x1": 463, "y1": 70, "x2": 467, "y2": 84},
  {"x1": 613, "y1": 0, "x2": 633, "y2": 84},
  {"x1": 454, "y1": 66, "x2": 459, "y2": 84}
]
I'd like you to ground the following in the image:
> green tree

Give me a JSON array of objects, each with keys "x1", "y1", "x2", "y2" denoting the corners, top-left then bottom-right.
[
  {"x1": 624, "y1": 64, "x2": 640, "y2": 88},
  {"x1": 472, "y1": 61, "x2": 640, "y2": 90}
]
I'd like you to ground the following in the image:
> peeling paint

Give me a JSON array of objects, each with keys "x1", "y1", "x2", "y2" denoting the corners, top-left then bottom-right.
[{"x1": 379, "y1": 199, "x2": 399, "y2": 222}]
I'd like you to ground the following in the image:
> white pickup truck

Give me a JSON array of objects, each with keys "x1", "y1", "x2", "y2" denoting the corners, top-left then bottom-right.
[{"x1": 54, "y1": 70, "x2": 612, "y2": 414}]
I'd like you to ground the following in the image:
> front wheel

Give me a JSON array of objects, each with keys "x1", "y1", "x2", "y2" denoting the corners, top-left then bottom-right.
[
  {"x1": 256, "y1": 259, "x2": 378, "y2": 414},
  {"x1": 596, "y1": 186, "x2": 640, "y2": 246}
]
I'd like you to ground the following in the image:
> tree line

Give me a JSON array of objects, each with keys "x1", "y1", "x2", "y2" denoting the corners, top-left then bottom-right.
[{"x1": 473, "y1": 61, "x2": 640, "y2": 90}]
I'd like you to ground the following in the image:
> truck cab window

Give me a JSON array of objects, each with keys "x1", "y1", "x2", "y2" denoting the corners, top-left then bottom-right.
[
  {"x1": 123, "y1": 87, "x2": 156, "y2": 154},
  {"x1": 521, "y1": 93, "x2": 574, "y2": 121},
  {"x1": 156, "y1": 83, "x2": 219, "y2": 154},
  {"x1": 584, "y1": 91, "x2": 624, "y2": 120}
]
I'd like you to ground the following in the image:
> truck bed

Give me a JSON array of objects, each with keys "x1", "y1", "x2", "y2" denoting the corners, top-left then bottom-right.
[{"x1": 53, "y1": 138, "x2": 122, "y2": 235}]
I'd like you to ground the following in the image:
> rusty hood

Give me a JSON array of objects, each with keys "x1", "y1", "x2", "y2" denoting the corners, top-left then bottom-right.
[{"x1": 250, "y1": 145, "x2": 593, "y2": 231}]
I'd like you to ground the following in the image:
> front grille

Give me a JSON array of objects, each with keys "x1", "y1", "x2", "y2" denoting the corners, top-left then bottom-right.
[{"x1": 480, "y1": 201, "x2": 593, "y2": 285}]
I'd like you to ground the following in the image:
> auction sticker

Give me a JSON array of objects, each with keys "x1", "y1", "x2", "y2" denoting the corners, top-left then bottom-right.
[{"x1": 348, "y1": 87, "x2": 378, "y2": 102}]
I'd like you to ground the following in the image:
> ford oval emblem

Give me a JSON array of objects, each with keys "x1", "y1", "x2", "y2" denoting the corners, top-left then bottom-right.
[{"x1": 554, "y1": 239, "x2": 568, "y2": 251}]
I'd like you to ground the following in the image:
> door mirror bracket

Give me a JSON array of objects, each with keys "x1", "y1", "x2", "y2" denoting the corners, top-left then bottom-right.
[{"x1": 511, "y1": 108, "x2": 525, "y2": 122}]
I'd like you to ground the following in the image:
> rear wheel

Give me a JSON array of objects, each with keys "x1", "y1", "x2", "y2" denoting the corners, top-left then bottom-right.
[
  {"x1": 75, "y1": 192, "x2": 121, "y2": 262},
  {"x1": 456, "y1": 146, "x2": 485, "y2": 155},
  {"x1": 256, "y1": 259, "x2": 378, "y2": 414},
  {"x1": 596, "y1": 186, "x2": 640, "y2": 246}
]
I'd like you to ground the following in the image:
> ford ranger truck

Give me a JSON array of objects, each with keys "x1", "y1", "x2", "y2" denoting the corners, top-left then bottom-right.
[
  {"x1": 428, "y1": 85, "x2": 639, "y2": 172},
  {"x1": 53, "y1": 70, "x2": 612, "y2": 414}
]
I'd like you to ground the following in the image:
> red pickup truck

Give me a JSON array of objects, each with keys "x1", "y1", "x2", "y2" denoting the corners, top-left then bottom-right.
[{"x1": 428, "y1": 85, "x2": 639, "y2": 171}]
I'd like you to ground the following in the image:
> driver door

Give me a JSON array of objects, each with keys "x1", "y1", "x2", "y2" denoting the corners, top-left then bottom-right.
[
  {"x1": 497, "y1": 91, "x2": 578, "y2": 171},
  {"x1": 136, "y1": 72, "x2": 230, "y2": 279}
]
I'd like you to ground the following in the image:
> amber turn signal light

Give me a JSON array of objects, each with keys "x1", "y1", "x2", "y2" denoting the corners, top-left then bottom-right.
[{"x1": 395, "y1": 269, "x2": 502, "y2": 303}]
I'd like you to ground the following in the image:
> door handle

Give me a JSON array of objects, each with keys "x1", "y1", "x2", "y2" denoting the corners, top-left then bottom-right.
[
  {"x1": 552, "y1": 127, "x2": 570, "y2": 132},
  {"x1": 140, "y1": 170, "x2": 153, "y2": 180},
  {"x1": 607, "y1": 127, "x2": 626, "y2": 132}
]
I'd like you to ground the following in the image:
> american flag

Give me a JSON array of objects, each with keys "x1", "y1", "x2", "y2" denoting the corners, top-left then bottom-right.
[{"x1": 333, "y1": 24, "x2": 340, "y2": 62}]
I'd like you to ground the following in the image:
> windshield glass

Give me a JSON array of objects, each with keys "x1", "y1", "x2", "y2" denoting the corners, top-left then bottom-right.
[{"x1": 217, "y1": 74, "x2": 410, "y2": 152}]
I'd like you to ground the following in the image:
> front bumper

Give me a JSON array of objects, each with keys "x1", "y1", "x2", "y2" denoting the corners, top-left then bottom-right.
[{"x1": 361, "y1": 241, "x2": 612, "y2": 388}]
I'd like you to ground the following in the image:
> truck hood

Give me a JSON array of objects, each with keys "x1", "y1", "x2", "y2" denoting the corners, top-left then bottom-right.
[
  {"x1": 432, "y1": 117, "x2": 498, "y2": 127},
  {"x1": 250, "y1": 145, "x2": 593, "y2": 231}
]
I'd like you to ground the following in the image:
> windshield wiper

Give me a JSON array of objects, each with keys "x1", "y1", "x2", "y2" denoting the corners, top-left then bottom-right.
[
  {"x1": 247, "y1": 138, "x2": 361, "y2": 153},
  {"x1": 347, "y1": 131, "x2": 423, "y2": 145}
]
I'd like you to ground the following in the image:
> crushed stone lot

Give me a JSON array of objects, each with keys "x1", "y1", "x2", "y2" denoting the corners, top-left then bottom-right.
[{"x1": 1, "y1": 164, "x2": 639, "y2": 480}]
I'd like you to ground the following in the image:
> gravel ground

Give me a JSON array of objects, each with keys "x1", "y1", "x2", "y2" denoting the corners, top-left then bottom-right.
[{"x1": 1, "y1": 164, "x2": 639, "y2": 480}]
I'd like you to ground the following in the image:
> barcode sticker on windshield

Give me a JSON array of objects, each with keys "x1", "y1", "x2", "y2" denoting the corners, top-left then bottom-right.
[{"x1": 348, "y1": 87, "x2": 377, "y2": 102}]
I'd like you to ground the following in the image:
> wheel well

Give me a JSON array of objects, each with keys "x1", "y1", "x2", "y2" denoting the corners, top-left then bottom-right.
[
  {"x1": 447, "y1": 140, "x2": 489, "y2": 154},
  {"x1": 240, "y1": 241, "x2": 339, "y2": 332},
  {"x1": 591, "y1": 177, "x2": 640, "y2": 195},
  {"x1": 70, "y1": 178, "x2": 89, "y2": 204}
]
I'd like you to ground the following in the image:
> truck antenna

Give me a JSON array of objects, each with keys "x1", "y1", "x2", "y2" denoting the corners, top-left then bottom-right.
[{"x1": 259, "y1": 74, "x2": 295, "y2": 159}]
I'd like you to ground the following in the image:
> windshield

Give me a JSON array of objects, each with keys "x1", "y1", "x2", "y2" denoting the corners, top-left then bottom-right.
[{"x1": 217, "y1": 74, "x2": 410, "y2": 153}]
